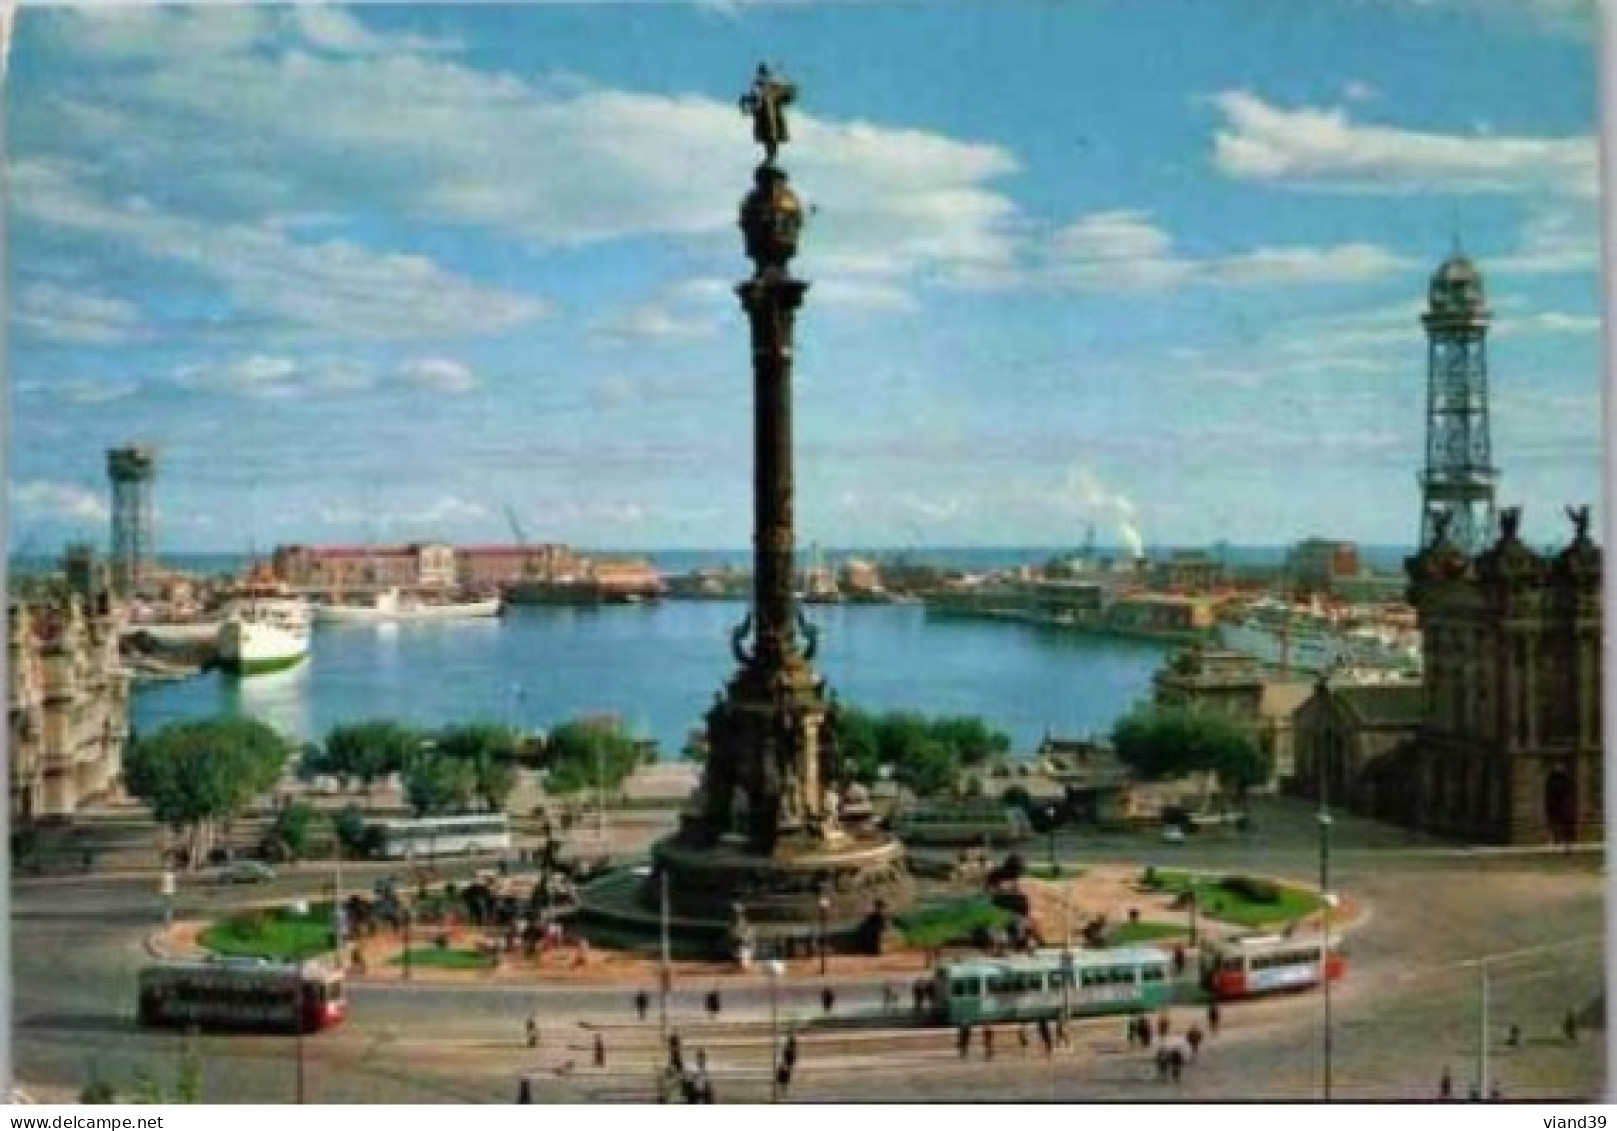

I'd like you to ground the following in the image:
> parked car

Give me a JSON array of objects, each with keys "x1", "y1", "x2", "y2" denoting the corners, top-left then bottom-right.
[{"x1": 220, "y1": 860, "x2": 277, "y2": 884}]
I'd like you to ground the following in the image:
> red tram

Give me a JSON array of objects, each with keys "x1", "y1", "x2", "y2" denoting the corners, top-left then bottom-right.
[
  {"x1": 138, "y1": 957, "x2": 347, "y2": 1034},
  {"x1": 1200, "y1": 934, "x2": 1345, "y2": 1000}
]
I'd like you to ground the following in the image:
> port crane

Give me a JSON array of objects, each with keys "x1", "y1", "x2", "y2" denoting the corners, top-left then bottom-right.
[{"x1": 504, "y1": 506, "x2": 538, "y2": 578}]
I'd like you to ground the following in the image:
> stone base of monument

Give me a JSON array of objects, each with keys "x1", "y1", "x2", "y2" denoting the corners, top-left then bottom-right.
[{"x1": 574, "y1": 833, "x2": 915, "y2": 959}]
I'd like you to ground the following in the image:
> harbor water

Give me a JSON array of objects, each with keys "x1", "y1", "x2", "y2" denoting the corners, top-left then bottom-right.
[{"x1": 130, "y1": 600, "x2": 1175, "y2": 755}]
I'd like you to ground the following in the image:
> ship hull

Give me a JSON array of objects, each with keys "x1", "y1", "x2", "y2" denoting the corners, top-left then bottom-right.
[
  {"x1": 315, "y1": 598, "x2": 502, "y2": 624},
  {"x1": 217, "y1": 607, "x2": 311, "y2": 678}
]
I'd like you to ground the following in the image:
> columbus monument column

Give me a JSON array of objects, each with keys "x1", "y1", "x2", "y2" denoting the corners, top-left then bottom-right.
[{"x1": 643, "y1": 67, "x2": 913, "y2": 945}]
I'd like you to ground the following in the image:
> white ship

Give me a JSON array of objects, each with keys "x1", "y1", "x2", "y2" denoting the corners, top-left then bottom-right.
[
  {"x1": 1217, "y1": 598, "x2": 1421, "y2": 675},
  {"x1": 217, "y1": 577, "x2": 312, "y2": 677},
  {"x1": 314, "y1": 588, "x2": 502, "y2": 625}
]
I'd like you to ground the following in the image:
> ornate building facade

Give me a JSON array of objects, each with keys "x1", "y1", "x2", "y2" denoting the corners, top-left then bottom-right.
[
  {"x1": 9, "y1": 592, "x2": 130, "y2": 826},
  {"x1": 1292, "y1": 507, "x2": 1602, "y2": 844},
  {"x1": 1401, "y1": 505, "x2": 1602, "y2": 843}
]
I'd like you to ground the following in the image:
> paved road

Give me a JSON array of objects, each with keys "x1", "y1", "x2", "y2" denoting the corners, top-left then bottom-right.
[{"x1": 12, "y1": 797, "x2": 1608, "y2": 1102}]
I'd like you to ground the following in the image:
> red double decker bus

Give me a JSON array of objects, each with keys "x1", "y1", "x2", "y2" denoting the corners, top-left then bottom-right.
[
  {"x1": 137, "y1": 958, "x2": 347, "y2": 1034},
  {"x1": 1200, "y1": 933, "x2": 1345, "y2": 1000}
]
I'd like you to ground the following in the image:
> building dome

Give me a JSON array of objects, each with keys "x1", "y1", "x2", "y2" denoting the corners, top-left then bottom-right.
[{"x1": 1425, "y1": 252, "x2": 1487, "y2": 318}]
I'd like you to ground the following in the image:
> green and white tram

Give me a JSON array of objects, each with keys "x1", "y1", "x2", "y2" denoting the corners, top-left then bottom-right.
[{"x1": 934, "y1": 946, "x2": 1176, "y2": 1025}]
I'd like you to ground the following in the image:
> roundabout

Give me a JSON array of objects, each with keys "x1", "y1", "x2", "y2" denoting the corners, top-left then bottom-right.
[{"x1": 12, "y1": 796, "x2": 1605, "y2": 1102}]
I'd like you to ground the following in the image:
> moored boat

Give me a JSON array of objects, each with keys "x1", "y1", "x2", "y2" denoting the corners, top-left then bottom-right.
[
  {"x1": 314, "y1": 589, "x2": 502, "y2": 625},
  {"x1": 217, "y1": 575, "x2": 311, "y2": 676}
]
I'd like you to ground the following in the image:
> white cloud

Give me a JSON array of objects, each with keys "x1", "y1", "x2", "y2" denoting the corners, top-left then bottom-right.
[
  {"x1": 1044, "y1": 210, "x2": 1412, "y2": 292},
  {"x1": 408, "y1": 495, "x2": 491, "y2": 526},
  {"x1": 1342, "y1": 80, "x2": 1377, "y2": 103},
  {"x1": 26, "y1": 10, "x2": 1021, "y2": 303},
  {"x1": 13, "y1": 376, "x2": 141, "y2": 404},
  {"x1": 1493, "y1": 204, "x2": 1600, "y2": 274},
  {"x1": 401, "y1": 358, "x2": 477, "y2": 393},
  {"x1": 173, "y1": 354, "x2": 373, "y2": 399},
  {"x1": 1211, "y1": 91, "x2": 1596, "y2": 197},
  {"x1": 10, "y1": 480, "x2": 109, "y2": 525},
  {"x1": 1496, "y1": 310, "x2": 1601, "y2": 337},
  {"x1": 13, "y1": 282, "x2": 148, "y2": 345},
  {"x1": 12, "y1": 159, "x2": 551, "y2": 342}
]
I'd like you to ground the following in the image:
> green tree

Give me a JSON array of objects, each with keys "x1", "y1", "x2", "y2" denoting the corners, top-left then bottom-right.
[
  {"x1": 434, "y1": 722, "x2": 521, "y2": 811},
  {"x1": 543, "y1": 719, "x2": 641, "y2": 796},
  {"x1": 1110, "y1": 703, "x2": 1272, "y2": 796},
  {"x1": 930, "y1": 716, "x2": 1011, "y2": 766},
  {"x1": 404, "y1": 753, "x2": 477, "y2": 816},
  {"x1": 124, "y1": 716, "x2": 290, "y2": 869},
  {"x1": 269, "y1": 800, "x2": 316, "y2": 861},
  {"x1": 828, "y1": 707, "x2": 1011, "y2": 798},
  {"x1": 323, "y1": 720, "x2": 421, "y2": 793},
  {"x1": 333, "y1": 804, "x2": 369, "y2": 855}
]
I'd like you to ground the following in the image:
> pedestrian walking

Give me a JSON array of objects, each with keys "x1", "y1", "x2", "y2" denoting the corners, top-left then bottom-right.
[
  {"x1": 517, "y1": 1078, "x2": 533, "y2": 1104},
  {"x1": 669, "y1": 1032, "x2": 684, "y2": 1075},
  {"x1": 1438, "y1": 1067, "x2": 1453, "y2": 1100},
  {"x1": 635, "y1": 989, "x2": 650, "y2": 1021},
  {"x1": 1055, "y1": 1016, "x2": 1070, "y2": 1050},
  {"x1": 821, "y1": 985, "x2": 836, "y2": 1015},
  {"x1": 957, "y1": 1024, "x2": 972, "y2": 1059},
  {"x1": 775, "y1": 1058, "x2": 793, "y2": 1096},
  {"x1": 1156, "y1": 1012, "x2": 1170, "y2": 1041},
  {"x1": 1018, "y1": 1024, "x2": 1030, "y2": 1053},
  {"x1": 1186, "y1": 1024, "x2": 1204, "y2": 1060},
  {"x1": 593, "y1": 1033, "x2": 605, "y2": 1068},
  {"x1": 1506, "y1": 1023, "x2": 1521, "y2": 1048},
  {"x1": 1207, "y1": 1001, "x2": 1221, "y2": 1035},
  {"x1": 1036, "y1": 1017, "x2": 1053, "y2": 1057},
  {"x1": 706, "y1": 988, "x2": 723, "y2": 1020},
  {"x1": 525, "y1": 1016, "x2": 539, "y2": 1049},
  {"x1": 1139, "y1": 1018, "x2": 1153, "y2": 1049},
  {"x1": 1172, "y1": 946, "x2": 1186, "y2": 978},
  {"x1": 1125, "y1": 1016, "x2": 1138, "y2": 1047},
  {"x1": 913, "y1": 981, "x2": 927, "y2": 1014},
  {"x1": 983, "y1": 1026, "x2": 995, "y2": 1060},
  {"x1": 783, "y1": 1031, "x2": 799, "y2": 1071},
  {"x1": 1168, "y1": 1047, "x2": 1184, "y2": 1083},
  {"x1": 1563, "y1": 1010, "x2": 1579, "y2": 1044},
  {"x1": 1155, "y1": 1047, "x2": 1170, "y2": 1081}
]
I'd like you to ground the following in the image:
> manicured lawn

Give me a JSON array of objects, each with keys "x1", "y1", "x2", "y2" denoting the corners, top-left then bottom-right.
[
  {"x1": 200, "y1": 904, "x2": 337, "y2": 961},
  {"x1": 1143, "y1": 870, "x2": 1322, "y2": 929},
  {"x1": 388, "y1": 947, "x2": 495, "y2": 970},
  {"x1": 898, "y1": 896, "x2": 1013, "y2": 949},
  {"x1": 1105, "y1": 920, "x2": 1186, "y2": 946}
]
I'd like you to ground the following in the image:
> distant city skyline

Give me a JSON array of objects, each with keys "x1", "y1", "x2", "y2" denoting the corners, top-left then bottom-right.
[{"x1": 7, "y1": 2, "x2": 1602, "y2": 556}]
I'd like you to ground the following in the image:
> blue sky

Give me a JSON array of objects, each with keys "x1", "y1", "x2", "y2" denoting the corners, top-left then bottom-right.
[{"x1": 6, "y1": 0, "x2": 1603, "y2": 557}]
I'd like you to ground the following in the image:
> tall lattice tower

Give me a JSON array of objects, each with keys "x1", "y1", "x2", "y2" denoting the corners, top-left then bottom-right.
[
  {"x1": 1418, "y1": 250, "x2": 1497, "y2": 553},
  {"x1": 107, "y1": 445, "x2": 157, "y2": 596}
]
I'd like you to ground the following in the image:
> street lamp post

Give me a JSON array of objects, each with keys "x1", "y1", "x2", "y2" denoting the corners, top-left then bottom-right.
[
  {"x1": 596, "y1": 741, "x2": 605, "y2": 838},
  {"x1": 766, "y1": 959, "x2": 785, "y2": 1103},
  {"x1": 1045, "y1": 805, "x2": 1058, "y2": 876},
  {"x1": 332, "y1": 833, "x2": 345, "y2": 963},
  {"x1": 817, "y1": 892, "x2": 830, "y2": 977},
  {"x1": 1188, "y1": 889, "x2": 1199, "y2": 947},
  {"x1": 1318, "y1": 809, "x2": 1334, "y2": 1102},
  {"x1": 1477, "y1": 959, "x2": 1491, "y2": 1100},
  {"x1": 402, "y1": 909, "x2": 413, "y2": 982},
  {"x1": 160, "y1": 870, "x2": 175, "y2": 931},
  {"x1": 659, "y1": 868, "x2": 671, "y2": 1045}
]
